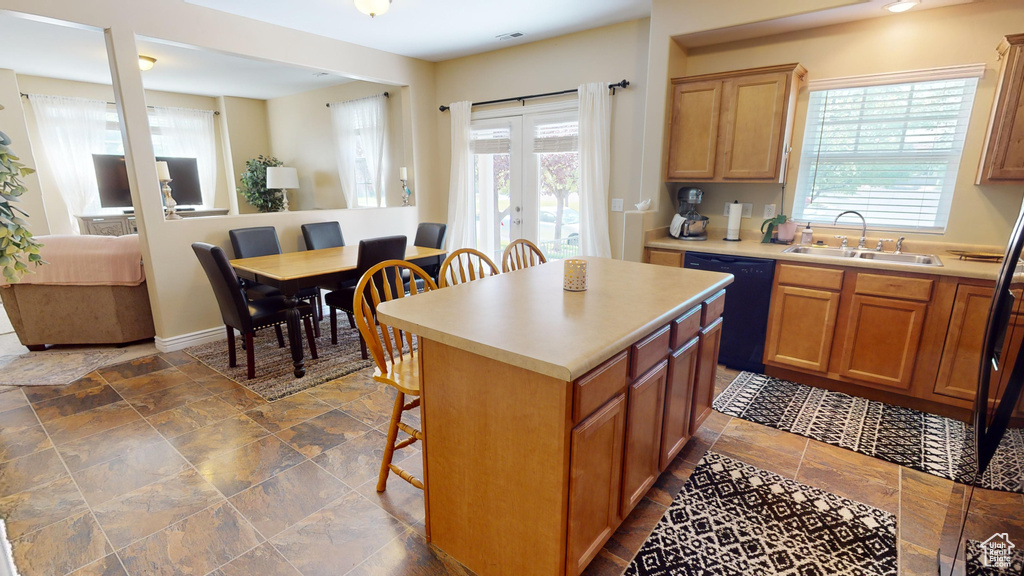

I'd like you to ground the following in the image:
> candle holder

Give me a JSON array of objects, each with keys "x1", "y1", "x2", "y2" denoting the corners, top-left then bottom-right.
[
  {"x1": 563, "y1": 259, "x2": 588, "y2": 292},
  {"x1": 401, "y1": 179, "x2": 411, "y2": 207}
]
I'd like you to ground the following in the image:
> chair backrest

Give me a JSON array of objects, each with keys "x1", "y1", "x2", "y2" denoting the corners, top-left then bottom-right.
[
  {"x1": 302, "y1": 222, "x2": 345, "y2": 251},
  {"x1": 414, "y1": 222, "x2": 447, "y2": 250},
  {"x1": 502, "y1": 239, "x2": 547, "y2": 273},
  {"x1": 229, "y1": 226, "x2": 282, "y2": 259},
  {"x1": 354, "y1": 259, "x2": 437, "y2": 391},
  {"x1": 439, "y1": 248, "x2": 500, "y2": 288},
  {"x1": 191, "y1": 242, "x2": 252, "y2": 332},
  {"x1": 355, "y1": 235, "x2": 408, "y2": 279}
]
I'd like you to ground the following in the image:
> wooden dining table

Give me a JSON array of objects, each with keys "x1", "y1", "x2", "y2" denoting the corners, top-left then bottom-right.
[{"x1": 230, "y1": 245, "x2": 447, "y2": 378}]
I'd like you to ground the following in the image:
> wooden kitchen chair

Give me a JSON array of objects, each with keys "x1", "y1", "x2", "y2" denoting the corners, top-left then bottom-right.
[
  {"x1": 502, "y1": 239, "x2": 547, "y2": 272},
  {"x1": 438, "y1": 248, "x2": 500, "y2": 288},
  {"x1": 352, "y1": 259, "x2": 438, "y2": 492}
]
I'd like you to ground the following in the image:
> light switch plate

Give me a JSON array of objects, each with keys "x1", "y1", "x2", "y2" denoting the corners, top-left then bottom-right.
[
  {"x1": 611, "y1": 198, "x2": 623, "y2": 212},
  {"x1": 742, "y1": 203, "x2": 752, "y2": 218},
  {"x1": 764, "y1": 204, "x2": 776, "y2": 219}
]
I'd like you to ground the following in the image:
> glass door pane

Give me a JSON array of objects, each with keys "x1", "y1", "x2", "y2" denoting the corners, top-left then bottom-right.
[
  {"x1": 525, "y1": 112, "x2": 580, "y2": 259},
  {"x1": 470, "y1": 118, "x2": 520, "y2": 263}
]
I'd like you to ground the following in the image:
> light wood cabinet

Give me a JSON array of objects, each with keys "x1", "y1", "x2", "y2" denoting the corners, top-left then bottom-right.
[
  {"x1": 837, "y1": 295, "x2": 927, "y2": 389},
  {"x1": 567, "y1": 394, "x2": 627, "y2": 576},
  {"x1": 648, "y1": 249, "x2": 684, "y2": 268},
  {"x1": 666, "y1": 63, "x2": 806, "y2": 183},
  {"x1": 690, "y1": 316, "x2": 723, "y2": 435},
  {"x1": 935, "y1": 285, "x2": 994, "y2": 400},
  {"x1": 621, "y1": 361, "x2": 668, "y2": 517},
  {"x1": 661, "y1": 337, "x2": 698, "y2": 468},
  {"x1": 978, "y1": 33, "x2": 1024, "y2": 184},
  {"x1": 764, "y1": 264, "x2": 844, "y2": 373}
]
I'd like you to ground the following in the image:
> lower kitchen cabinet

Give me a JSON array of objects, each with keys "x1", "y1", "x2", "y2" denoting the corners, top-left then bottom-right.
[
  {"x1": 765, "y1": 285, "x2": 840, "y2": 372},
  {"x1": 691, "y1": 316, "x2": 723, "y2": 435},
  {"x1": 837, "y1": 294, "x2": 927, "y2": 389},
  {"x1": 661, "y1": 337, "x2": 698, "y2": 468},
  {"x1": 621, "y1": 360, "x2": 668, "y2": 517},
  {"x1": 566, "y1": 394, "x2": 626, "y2": 576},
  {"x1": 935, "y1": 285, "x2": 994, "y2": 400}
]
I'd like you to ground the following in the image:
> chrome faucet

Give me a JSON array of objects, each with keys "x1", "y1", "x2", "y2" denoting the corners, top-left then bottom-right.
[
  {"x1": 833, "y1": 210, "x2": 867, "y2": 249},
  {"x1": 894, "y1": 236, "x2": 905, "y2": 254},
  {"x1": 875, "y1": 238, "x2": 894, "y2": 252},
  {"x1": 834, "y1": 235, "x2": 849, "y2": 249}
]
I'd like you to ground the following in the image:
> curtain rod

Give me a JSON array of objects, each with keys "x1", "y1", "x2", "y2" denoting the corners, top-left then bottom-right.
[
  {"x1": 325, "y1": 91, "x2": 389, "y2": 108},
  {"x1": 20, "y1": 93, "x2": 220, "y2": 115},
  {"x1": 438, "y1": 80, "x2": 629, "y2": 112}
]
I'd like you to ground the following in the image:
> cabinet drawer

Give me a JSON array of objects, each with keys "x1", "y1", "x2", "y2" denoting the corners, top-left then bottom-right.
[
  {"x1": 574, "y1": 351, "x2": 628, "y2": 424},
  {"x1": 648, "y1": 250, "x2": 683, "y2": 268},
  {"x1": 671, "y1": 306, "x2": 702, "y2": 350},
  {"x1": 777, "y1": 263, "x2": 843, "y2": 291},
  {"x1": 855, "y1": 273, "x2": 933, "y2": 302},
  {"x1": 701, "y1": 289, "x2": 726, "y2": 326},
  {"x1": 630, "y1": 325, "x2": 671, "y2": 380}
]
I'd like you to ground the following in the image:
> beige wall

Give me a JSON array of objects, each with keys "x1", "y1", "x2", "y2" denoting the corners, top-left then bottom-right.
[
  {"x1": 265, "y1": 80, "x2": 407, "y2": 211},
  {"x1": 0, "y1": 70, "x2": 49, "y2": 236},
  {"x1": 219, "y1": 96, "x2": 269, "y2": 215},
  {"x1": 643, "y1": 1, "x2": 1024, "y2": 247},
  {"x1": 432, "y1": 19, "x2": 651, "y2": 259}
]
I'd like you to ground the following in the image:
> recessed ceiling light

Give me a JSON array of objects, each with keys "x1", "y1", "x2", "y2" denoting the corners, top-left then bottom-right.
[
  {"x1": 138, "y1": 56, "x2": 157, "y2": 71},
  {"x1": 884, "y1": 0, "x2": 919, "y2": 13}
]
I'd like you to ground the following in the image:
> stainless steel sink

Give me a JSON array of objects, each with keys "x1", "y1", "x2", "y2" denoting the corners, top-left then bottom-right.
[{"x1": 781, "y1": 245, "x2": 942, "y2": 266}]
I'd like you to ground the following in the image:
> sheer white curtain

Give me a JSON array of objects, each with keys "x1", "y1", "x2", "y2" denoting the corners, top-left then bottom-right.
[
  {"x1": 28, "y1": 94, "x2": 107, "y2": 234},
  {"x1": 329, "y1": 94, "x2": 387, "y2": 208},
  {"x1": 577, "y1": 83, "x2": 612, "y2": 258},
  {"x1": 150, "y1": 106, "x2": 217, "y2": 207},
  {"x1": 446, "y1": 101, "x2": 473, "y2": 250}
]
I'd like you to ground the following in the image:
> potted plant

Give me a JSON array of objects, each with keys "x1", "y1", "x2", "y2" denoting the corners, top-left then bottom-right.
[
  {"x1": 239, "y1": 155, "x2": 284, "y2": 213},
  {"x1": 0, "y1": 131, "x2": 44, "y2": 281}
]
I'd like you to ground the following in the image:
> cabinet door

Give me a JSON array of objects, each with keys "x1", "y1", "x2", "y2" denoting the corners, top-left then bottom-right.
[
  {"x1": 666, "y1": 80, "x2": 722, "y2": 180},
  {"x1": 621, "y1": 360, "x2": 668, "y2": 517},
  {"x1": 981, "y1": 40, "x2": 1024, "y2": 182},
  {"x1": 566, "y1": 394, "x2": 627, "y2": 576},
  {"x1": 935, "y1": 285, "x2": 993, "y2": 400},
  {"x1": 648, "y1": 249, "x2": 683, "y2": 268},
  {"x1": 764, "y1": 285, "x2": 840, "y2": 372},
  {"x1": 838, "y1": 294, "x2": 927, "y2": 389},
  {"x1": 717, "y1": 71, "x2": 789, "y2": 180},
  {"x1": 661, "y1": 337, "x2": 698, "y2": 469},
  {"x1": 690, "y1": 317, "x2": 723, "y2": 436}
]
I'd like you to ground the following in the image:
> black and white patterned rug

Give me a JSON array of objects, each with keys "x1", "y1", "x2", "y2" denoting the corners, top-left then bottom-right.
[
  {"x1": 714, "y1": 372, "x2": 1024, "y2": 493},
  {"x1": 626, "y1": 451, "x2": 898, "y2": 576}
]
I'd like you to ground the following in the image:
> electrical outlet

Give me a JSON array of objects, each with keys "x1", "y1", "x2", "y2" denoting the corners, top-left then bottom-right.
[
  {"x1": 741, "y1": 203, "x2": 752, "y2": 218},
  {"x1": 764, "y1": 204, "x2": 776, "y2": 219},
  {"x1": 611, "y1": 198, "x2": 623, "y2": 212}
]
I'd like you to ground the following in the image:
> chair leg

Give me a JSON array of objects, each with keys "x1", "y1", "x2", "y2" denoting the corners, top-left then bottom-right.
[
  {"x1": 377, "y1": 391, "x2": 405, "y2": 492},
  {"x1": 226, "y1": 326, "x2": 236, "y2": 367},
  {"x1": 275, "y1": 325, "x2": 285, "y2": 348},
  {"x1": 330, "y1": 307, "x2": 338, "y2": 345},
  {"x1": 359, "y1": 333, "x2": 367, "y2": 360},
  {"x1": 245, "y1": 332, "x2": 255, "y2": 380},
  {"x1": 304, "y1": 316, "x2": 319, "y2": 360},
  {"x1": 314, "y1": 293, "x2": 322, "y2": 338},
  {"x1": 346, "y1": 310, "x2": 356, "y2": 329}
]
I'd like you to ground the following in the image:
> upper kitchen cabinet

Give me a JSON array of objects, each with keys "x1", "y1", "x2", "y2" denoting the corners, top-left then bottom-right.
[
  {"x1": 978, "y1": 33, "x2": 1024, "y2": 184},
  {"x1": 666, "y1": 63, "x2": 806, "y2": 183}
]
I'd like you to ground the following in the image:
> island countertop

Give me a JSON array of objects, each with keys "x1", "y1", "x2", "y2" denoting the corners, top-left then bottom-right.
[{"x1": 376, "y1": 256, "x2": 733, "y2": 382}]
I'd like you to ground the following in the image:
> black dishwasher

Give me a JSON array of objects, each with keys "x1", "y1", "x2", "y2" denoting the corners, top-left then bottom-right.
[{"x1": 683, "y1": 252, "x2": 775, "y2": 373}]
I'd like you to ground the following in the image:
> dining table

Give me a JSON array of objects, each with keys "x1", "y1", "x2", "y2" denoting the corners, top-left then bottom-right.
[{"x1": 230, "y1": 244, "x2": 447, "y2": 377}]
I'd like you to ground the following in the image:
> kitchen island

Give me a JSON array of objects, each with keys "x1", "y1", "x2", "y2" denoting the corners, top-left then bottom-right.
[{"x1": 376, "y1": 257, "x2": 732, "y2": 576}]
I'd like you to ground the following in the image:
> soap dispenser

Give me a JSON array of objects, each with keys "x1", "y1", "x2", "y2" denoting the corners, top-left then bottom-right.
[{"x1": 800, "y1": 223, "x2": 813, "y2": 244}]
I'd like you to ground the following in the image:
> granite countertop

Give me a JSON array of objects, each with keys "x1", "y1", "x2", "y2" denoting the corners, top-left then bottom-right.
[
  {"x1": 646, "y1": 228, "x2": 1004, "y2": 281},
  {"x1": 376, "y1": 257, "x2": 733, "y2": 381}
]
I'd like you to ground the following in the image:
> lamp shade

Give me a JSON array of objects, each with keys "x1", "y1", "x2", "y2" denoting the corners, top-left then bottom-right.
[
  {"x1": 266, "y1": 167, "x2": 299, "y2": 189},
  {"x1": 155, "y1": 161, "x2": 171, "y2": 181}
]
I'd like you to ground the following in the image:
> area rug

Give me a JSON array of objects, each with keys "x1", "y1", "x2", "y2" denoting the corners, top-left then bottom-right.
[
  {"x1": 0, "y1": 349, "x2": 127, "y2": 386},
  {"x1": 185, "y1": 318, "x2": 374, "y2": 401},
  {"x1": 966, "y1": 538, "x2": 1024, "y2": 575},
  {"x1": 714, "y1": 372, "x2": 1024, "y2": 494},
  {"x1": 626, "y1": 451, "x2": 897, "y2": 576}
]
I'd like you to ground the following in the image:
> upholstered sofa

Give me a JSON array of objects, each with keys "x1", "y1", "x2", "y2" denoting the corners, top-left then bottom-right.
[{"x1": 0, "y1": 234, "x2": 155, "y2": 350}]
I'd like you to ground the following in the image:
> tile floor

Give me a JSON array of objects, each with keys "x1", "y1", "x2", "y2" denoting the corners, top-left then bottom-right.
[{"x1": 0, "y1": 355, "x2": 1020, "y2": 576}]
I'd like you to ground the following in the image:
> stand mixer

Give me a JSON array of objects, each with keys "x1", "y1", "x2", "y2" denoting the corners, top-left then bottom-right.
[{"x1": 671, "y1": 187, "x2": 709, "y2": 241}]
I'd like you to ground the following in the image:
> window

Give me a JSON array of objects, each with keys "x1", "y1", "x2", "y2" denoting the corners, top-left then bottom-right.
[
  {"x1": 793, "y1": 68, "x2": 981, "y2": 232},
  {"x1": 329, "y1": 94, "x2": 388, "y2": 208}
]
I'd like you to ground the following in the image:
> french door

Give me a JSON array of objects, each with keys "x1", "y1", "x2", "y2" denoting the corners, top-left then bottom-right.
[{"x1": 470, "y1": 106, "x2": 580, "y2": 263}]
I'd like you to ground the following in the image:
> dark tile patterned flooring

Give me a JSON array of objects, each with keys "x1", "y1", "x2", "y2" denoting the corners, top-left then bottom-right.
[{"x1": 0, "y1": 357, "x2": 1020, "y2": 575}]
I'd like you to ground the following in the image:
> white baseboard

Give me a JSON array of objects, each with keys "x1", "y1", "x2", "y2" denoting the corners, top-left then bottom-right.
[{"x1": 155, "y1": 326, "x2": 225, "y2": 352}]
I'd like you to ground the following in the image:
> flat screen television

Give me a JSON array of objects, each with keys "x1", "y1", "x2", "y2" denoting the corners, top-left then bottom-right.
[{"x1": 93, "y1": 154, "x2": 203, "y2": 209}]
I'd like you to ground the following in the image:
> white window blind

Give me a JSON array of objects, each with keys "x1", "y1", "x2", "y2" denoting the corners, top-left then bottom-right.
[
  {"x1": 793, "y1": 74, "x2": 979, "y2": 232},
  {"x1": 470, "y1": 127, "x2": 511, "y2": 155},
  {"x1": 532, "y1": 121, "x2": 578, "y2": 153}
]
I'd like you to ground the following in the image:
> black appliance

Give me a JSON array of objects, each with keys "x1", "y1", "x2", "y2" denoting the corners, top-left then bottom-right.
[
  {"x1": 683, "y1": 252, "x2": 775, "y2": 372},
  {"x1": 93, "y1": 154, "x2": 203, "y2": 208}
]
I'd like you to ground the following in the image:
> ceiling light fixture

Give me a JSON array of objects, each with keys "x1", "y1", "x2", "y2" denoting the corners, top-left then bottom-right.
[
  {"x1": 884, "y1": 0, "x2": 919, "y2": 13},
  {"x1": 354, "y1": 0, "x2": 391, "y2": 18},
  {"x1": 138, "y1": 56, "x2": 157, "y2": 71}
]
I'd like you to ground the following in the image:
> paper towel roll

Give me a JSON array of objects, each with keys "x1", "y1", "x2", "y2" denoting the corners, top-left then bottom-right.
[{"x1": 726, "y1": 202, "x2": 743, "y2": 241}]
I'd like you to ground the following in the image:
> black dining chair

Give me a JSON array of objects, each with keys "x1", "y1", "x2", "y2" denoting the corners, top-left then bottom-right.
[
  {"x1": 301, "y1": 221, "x2": 345, "y2": 251},
  {"x1": 324, "y1": 235, "x2": 407, "y2": 358},
  {"x1": 192, "y1": 242, "x2": 318, "y2": 380},
  {"x1": 229, "y1": 226, "x2": 322, "y2": 334},
  {"x1": 412, "y1": 222, "x2": 447, "y2": 283}
]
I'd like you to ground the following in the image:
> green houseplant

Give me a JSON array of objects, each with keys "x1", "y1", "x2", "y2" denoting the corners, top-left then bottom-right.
[
  {"x1": 0, "y1": 130, "x2": 44, "y2": 282},
  {"x1": 239, "y1": 155, "x2": 284, "y2": 212}
]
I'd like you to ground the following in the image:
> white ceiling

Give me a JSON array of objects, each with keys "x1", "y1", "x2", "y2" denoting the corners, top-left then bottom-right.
[
  {"x1": 184, "y1": 0, "x2": 653, "y2": 62},
  {"x1": 0, "y1": 11, "x2": 354, "y2": 100}
]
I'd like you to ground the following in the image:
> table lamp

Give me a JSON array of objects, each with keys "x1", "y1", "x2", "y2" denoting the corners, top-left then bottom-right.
[
  {"x1": 156, "y1": 161, "x2": 181, "y2": 220},
  {"x1": 266, "y1": 167, "x2": 298, "y2": 212}
]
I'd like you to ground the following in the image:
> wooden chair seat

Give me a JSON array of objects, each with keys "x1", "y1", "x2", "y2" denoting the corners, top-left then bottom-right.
[{"x1": 372, "y1": 357, "x2": 420, "y2": 396}]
